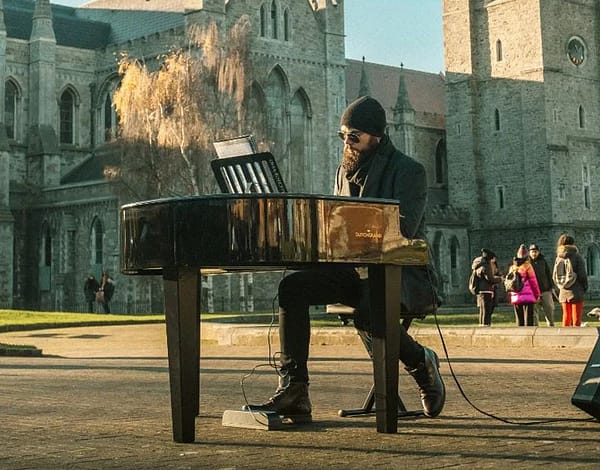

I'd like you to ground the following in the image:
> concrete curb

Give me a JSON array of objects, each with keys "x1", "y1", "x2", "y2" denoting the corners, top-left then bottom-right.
[{"x1": 201, "y1": 322, "x2": 600, "y2": 349}]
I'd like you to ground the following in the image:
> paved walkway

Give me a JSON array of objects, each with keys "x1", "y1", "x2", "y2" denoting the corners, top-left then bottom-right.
[{"x1": 1, "y1": 323, "x2": 600, "y2": 469}]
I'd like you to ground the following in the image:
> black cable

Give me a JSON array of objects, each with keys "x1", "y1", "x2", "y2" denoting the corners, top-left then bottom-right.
[
  {"x1": 239, "y1": 272, "x2": 287, "y2": 411},
  {"x1": 427, "y1": 268, "x2": 596, "y2": 425}
]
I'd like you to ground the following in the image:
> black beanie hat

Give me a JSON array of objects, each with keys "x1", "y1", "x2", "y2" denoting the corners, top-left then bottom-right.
[{"x1": 340, "y1": 96, "x2": 387, "y2": 137}]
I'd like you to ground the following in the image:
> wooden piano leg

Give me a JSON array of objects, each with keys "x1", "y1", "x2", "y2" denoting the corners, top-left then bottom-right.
[
  {"x1": 163, "y1": 267, "x2": 201, "y2": 443},
  {"x1": 368, "y1": 264, "x2": 402, "y2": 434}
]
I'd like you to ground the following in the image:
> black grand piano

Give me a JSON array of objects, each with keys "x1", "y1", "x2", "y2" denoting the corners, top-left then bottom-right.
[{"x1": 120, "y1": 193, "x2": 428, "y2": 443}]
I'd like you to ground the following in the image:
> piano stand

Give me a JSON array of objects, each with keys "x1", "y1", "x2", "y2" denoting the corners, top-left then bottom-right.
[
  {"x1": 327, "y1": 305, "x2": 425, "y2": 420},
  {"x1": 338, "y1": 383, "x2": 424, "y2": 418}
]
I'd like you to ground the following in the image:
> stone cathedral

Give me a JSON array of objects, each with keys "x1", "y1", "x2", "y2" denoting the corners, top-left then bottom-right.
[{"x1": 0, "y1": 0, "x2": 597, "y2": 313}]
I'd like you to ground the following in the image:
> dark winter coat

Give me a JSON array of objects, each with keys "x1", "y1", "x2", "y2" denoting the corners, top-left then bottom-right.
[
  {"x1": 334, "y1": 135, "x2": 426, "y2": 239},
  {"x1": 552, "y1": 244, "x2": 588, "y2": 303},
  {"x1": 101, "y1": 277, "x2": 115, "y2": 302},
  {"x1": 471, "y1": 256, "x2": 502, "y2": 294},
  {"x1": 84, "y1": 277, "x2": 100, "y2": 302},
  {"x1": 334, "y1": 135, "x2": 437, "y2": 314},
  {"x1": 529, "y1": 253, "x2": 554, "y2": 293}
]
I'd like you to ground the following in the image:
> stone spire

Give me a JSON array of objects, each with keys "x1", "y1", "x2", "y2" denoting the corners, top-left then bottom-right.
[
  {"x1": 391, "y1": 64, "x2": 415, "y2": 156},
  {"x1": 31, "y1": 0, "x2": 55, "y2": 41},
  {"x1": 28, "y1": 0, "x2": 59, "y2": 187},
  {"x1": 393, "y1": 64, "x2": 414, "y2": 113},
  {"x1": 357, "y1": 56, "x2": 371, "y2": 98}
]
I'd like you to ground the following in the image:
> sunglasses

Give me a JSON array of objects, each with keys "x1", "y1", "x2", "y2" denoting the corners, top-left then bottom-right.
[{"x1": 337, "y1": 131, "x2": 361, "y2": 144}]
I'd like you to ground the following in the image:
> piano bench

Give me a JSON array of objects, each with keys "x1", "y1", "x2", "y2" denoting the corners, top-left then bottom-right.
[
  {"x1": 325, "y1": 303, "x2": 356, "y2": 326},
  {"x1": 325, "y1": 303, "x2": 425, "y2": 329},
  {"x1": 325, "y1": 303, "x2": 425, "y2": 420}
]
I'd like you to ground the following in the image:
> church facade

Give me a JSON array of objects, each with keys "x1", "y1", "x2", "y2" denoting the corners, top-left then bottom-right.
[{"x1": 0, "y1": 0, "x2": 597, "y2": 313}]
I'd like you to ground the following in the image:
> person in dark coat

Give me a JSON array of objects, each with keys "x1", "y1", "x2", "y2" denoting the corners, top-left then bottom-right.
[
  {"x1": 83, "y1": 274, "x2": 100, "y2": 313},
  {"x1": 528, "y1": 244, "x2": 555, "y2": 326},
  {"x1": 244, "y1": 96, "x2": 445, "y2": 422},
  {"x1": 99, "y1": 272, "x2": 115, "y2": 314},
  {"x1": 471, "y1": 249, "x2": 502, "y2": 326},
  {"x1": 552, "y1": 234, "x2": 588, "y2": 327}
]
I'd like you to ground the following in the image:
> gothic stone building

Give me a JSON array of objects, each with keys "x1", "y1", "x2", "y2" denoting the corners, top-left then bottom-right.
[
  {"x1": 444, "y1": 0, "x2": 599, "y2": 297},
  {"x1": 0, "y1": 0, "x2": 597, "y2": 312}
]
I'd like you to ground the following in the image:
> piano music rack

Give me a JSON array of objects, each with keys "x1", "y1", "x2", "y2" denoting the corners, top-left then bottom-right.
[{"x1": 211, "y1": 152, "x2": 287, "y2": 194}]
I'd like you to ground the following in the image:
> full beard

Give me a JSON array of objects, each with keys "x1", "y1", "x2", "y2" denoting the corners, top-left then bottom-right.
[
  {"x1": 342, "y1": 147, "x2": 375, "y2": 174},
  {"x1": 342, "y1": 147, "x2": 363, "y2": 173}
]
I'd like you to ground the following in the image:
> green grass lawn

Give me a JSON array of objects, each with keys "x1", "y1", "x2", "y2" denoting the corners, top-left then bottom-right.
[
  {"x1": 0, "y1": 309, "x2": 164, "y2": 329},
  {"x1": 2, "y1": 307, "x2": 599, "y2": 351}
]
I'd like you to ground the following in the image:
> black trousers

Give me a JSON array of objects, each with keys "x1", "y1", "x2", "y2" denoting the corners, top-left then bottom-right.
[
  {"x1": 514, "y1": 303, "x2": 535, "y2": 326},
  {"x1": 278, "y1": 266, "x2": 425, "y2": 383}
]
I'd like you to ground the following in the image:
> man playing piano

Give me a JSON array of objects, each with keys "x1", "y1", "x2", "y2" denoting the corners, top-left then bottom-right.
[{"x1": 244, "y1": 96, "x2": 445, "y2": 422}]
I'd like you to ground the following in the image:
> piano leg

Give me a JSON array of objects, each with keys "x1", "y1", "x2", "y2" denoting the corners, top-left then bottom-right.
[
  {"x1": 368, "y1": 264, "x2": 402, "y2": 433},
  {"x1": 163, "y1": 267, "x2": 201, "y2": 443}
]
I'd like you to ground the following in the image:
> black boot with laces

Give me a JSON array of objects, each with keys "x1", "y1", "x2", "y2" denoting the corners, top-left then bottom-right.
[
  {"x1": 405, "y1": 347, "x2": 445, "y2": 417},
  {"x1": 242, "y1": 375, "x2": 312, "y2": 423}
]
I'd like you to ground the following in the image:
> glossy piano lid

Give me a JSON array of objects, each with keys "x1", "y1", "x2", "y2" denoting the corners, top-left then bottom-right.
[
  {"x1": 120, "y1": 193, "x2": 402, "y2": 208},
  {"x1": 120, "y1": 195, "x2": 427, "y2": 274}
]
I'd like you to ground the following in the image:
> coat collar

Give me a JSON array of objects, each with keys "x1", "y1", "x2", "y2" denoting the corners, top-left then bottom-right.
[{"x1": 361, "y1": 135, "x2": 394, "y2": 197}]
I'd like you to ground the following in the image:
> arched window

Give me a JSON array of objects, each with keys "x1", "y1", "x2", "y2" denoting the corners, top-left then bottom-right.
[
  {"x1": 59, "y1": 89, "x2": 75, "y2": 144},
  {"x1": 435, "y1": 139, "x2": 447, "y2": 185},
  {"x1": 496, "y1": 185, "x2": 505, "y2": 209},
  {"x1": 5, "y1": 80, "x2": 18, "y2": 139},
  {"x1": 271, "y1": 1, "x2": 278, "y2": 39},
  {"x1": 290, "y1": 88, "x2": 312, "y2": 191},
  {"x1": 578, "y1": 105, "x2": 585, "y2": 129},
  {"x1": 583, "y1": 165, "x2": 591, "y2": 209},
  {"x1": 283, "y1": 9, "x2": 290, "y2": 41},
  {"x1": 39, "y1": 223, "x2": 52, "y2": 291},
  {"x1": 450, "y1": 236, "x2": 460, "y2": 287},
  {"x1": 494, "y1": 108, "x2": 501, "y2": 131},
  {"x1": 259, "y1": 4, "x2": 266, "y2": 37},
  {"x1": 97, "y1": 77, "x2": 119, "y2": 144},
  {"x1": 104, "y1": 93, "x2": 117, "y2": 141},
  {"x1": 495, "y1": 39, "x2": 503, "y2": 61},
  {"x1": 42, "y1": 225, "x2": 52, "y2": 267},
  {"x1": 587, "y1": 245, "x2": 599, "y2": 277},
  {"x1": 265, "y1": 67, "x2": 289, "y2": 184},
  {"x1": 450, "y1": 238, "x2": 459, "y2": 269},
  {"x1": 243, "y1": 81, "x2": 268, "y2": 140},
  {"x1": 91, "y1": 218, "x2": 104, "y2": 266},
  {"x1": 432, "y1": 231, "x2": 447, "y2": 295}
]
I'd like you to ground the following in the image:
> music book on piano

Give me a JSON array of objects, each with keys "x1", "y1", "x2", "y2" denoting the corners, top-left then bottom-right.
[
  {"x1": 211, "y1": 135, "x2": 287, "y2": 194},
  {"x1": 213, "y1": 134, "x2": 257, "y2": 159}
]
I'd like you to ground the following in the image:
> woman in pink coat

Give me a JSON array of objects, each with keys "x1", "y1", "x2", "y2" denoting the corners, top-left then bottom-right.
[{"x1": 508, "y1": 245, "x2": 541, "y2": 326}]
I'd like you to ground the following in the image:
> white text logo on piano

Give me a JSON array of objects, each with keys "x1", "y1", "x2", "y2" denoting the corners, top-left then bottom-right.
[{"x1": 354, "y1": 229, "x2": 383, "y2": 240}]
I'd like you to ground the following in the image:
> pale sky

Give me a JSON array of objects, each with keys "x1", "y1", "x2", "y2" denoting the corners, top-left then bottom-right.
[{"x1": 52, "y1": 0, "x2": 445, "y2": 73}]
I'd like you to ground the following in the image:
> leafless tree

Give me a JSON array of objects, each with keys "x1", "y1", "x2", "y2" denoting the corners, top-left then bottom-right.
[{"x1": 111, "y1": 16, "x2": 253, "y2": 199}]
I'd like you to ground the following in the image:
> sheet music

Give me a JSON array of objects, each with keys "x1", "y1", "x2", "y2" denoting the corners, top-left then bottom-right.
[{"x1": 213, "y1": 135, "x2": 257, "y2": 159}]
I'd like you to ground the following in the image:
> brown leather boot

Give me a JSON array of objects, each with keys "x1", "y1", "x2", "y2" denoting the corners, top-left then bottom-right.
[
  {"x1": 406, "y1": 347, "x2": 445, "y2": 417},
  {"x1": 242, "y1": 376, "x2": 312, "y2": 423}
]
